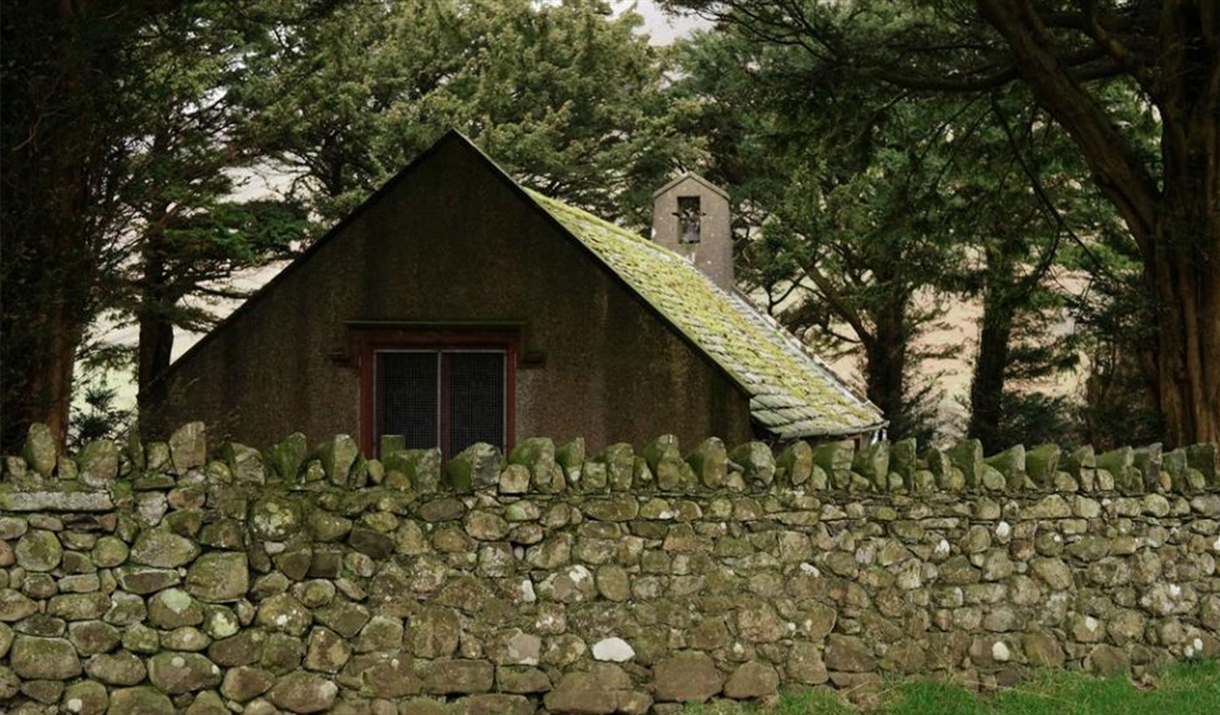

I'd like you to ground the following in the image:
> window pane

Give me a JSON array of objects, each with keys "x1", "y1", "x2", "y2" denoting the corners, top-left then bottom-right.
[
  {"x1": 446, "y1": 351, "x2": 505, "y2": 455},
  {"x1": 377, "y1": 352, "x2": 438, "y2": 450}
]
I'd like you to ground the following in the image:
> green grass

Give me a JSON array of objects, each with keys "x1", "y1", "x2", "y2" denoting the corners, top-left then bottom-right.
[{"x1": 686, "y1": 660, "x2": 1220, "y2": 714}]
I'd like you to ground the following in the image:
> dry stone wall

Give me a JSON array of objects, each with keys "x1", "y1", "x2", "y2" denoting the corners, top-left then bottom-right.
[{"x1": 1, "y1": 422, "x2": 1219, "y2": 715}]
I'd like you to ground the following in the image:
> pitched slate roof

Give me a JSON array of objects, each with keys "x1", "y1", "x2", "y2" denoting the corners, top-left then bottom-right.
[{"x1": 528, "y1": 191, "x2": 886, "y2": 439}]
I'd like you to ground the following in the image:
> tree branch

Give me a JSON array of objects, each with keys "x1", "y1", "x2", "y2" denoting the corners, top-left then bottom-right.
[
  {"x1": 974, "y1": 0, "x2": 1160, "y2": 255},
  {"x1": 800, "y1": 262, "x2": 875, "y2": 349},
  {"x1": 1079, "y1": 0, "x2": 1159, "y2": 99}
]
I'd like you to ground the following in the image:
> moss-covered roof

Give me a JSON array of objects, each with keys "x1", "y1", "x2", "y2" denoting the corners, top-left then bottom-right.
[{"x1": 529, "y1": 191, "x2": 886, "y2": 439}]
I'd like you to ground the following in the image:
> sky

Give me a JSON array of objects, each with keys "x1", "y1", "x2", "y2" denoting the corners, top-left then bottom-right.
[{"x1": 621, "y1": 1, "x2": 712, "y2": 44}]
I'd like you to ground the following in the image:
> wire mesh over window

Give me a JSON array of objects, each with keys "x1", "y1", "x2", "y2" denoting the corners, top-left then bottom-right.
[
  {"x1": 374, "y1": 349, "x2": 506, "y2": 457},
  {"x1": 445, "y1": 352, "x2": 506, "y2": 456},
  {"x1": 376, "y1": 352, "x2": 438, "y2": 450}
]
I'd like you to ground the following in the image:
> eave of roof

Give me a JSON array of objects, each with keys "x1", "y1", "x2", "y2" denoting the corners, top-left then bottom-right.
[{"x1": 527, "y1": 191, "x2": 887, "y2": 438}]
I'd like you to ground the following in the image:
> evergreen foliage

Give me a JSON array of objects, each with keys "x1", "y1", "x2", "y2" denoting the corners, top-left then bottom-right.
[
  {"x1": 667, "y1": 0, "x2": 1220, "y2": 447},
  {"x1": 238, "y1": 0, "x2": 704, "y2": 226}
]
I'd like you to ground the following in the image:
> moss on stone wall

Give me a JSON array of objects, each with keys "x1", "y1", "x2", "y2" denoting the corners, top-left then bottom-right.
[{"x1": 0, "y1": 422, "x2": 1218, "y2": 714}]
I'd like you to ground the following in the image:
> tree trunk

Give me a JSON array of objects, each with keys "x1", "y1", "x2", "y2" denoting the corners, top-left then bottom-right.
[
  {"x1": 1149, "y1": 2, "x2": 1220, "y2": 447},
  {"x1": 1, "y1": 286, "x2": 86, "y2": 452},
  {"x1": 136, "y1": 240, "x2": 176, "y2": 421},
  {"x1": 1149, "y1": 203, "x2": 1220, "y2": 447},
  {"x1": 0, "y1": 138, "x2": 90, "y2": 450},
  {"x1": 1, "y1": 4, "x2": 108, "y2": 452},
  {"x1": 864, "y1": 296, "x2": 911, "y2": 438},
  {"x1": 968, "y1": 287, "x2": 1015, "y2": 453}
]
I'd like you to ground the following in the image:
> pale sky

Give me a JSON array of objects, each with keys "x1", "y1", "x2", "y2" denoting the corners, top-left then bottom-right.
[{"x1": 621, "y1": 1, "x2": 712, "y2": 44}]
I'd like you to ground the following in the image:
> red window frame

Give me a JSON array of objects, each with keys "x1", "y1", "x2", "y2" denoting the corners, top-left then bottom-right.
[{"x1": 357, "y1": 330, "x2": 517, "y2": 458}]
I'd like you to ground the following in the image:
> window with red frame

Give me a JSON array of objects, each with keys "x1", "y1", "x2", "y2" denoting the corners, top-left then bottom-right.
[{"x1": 373, "y1": 349, "x2": 507, "y2": 458}]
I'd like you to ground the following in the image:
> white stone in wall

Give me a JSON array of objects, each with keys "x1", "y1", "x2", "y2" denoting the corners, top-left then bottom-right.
[
  {"x1": 992, "y1": 641, "x2": 1011, "y2": 662},
  {"x1": 160, "y1": 588, "x2": 193, "y2": 614},
  {"x1": 207, "y1": 609, "x2": 239, "y2": 639},
  {"x1": 896, "y1": 561, "x2": 922, "y2": 590},
  {"x1": 138, "y1": 492, "x2": 168, "y2": 525},
  {"x1": 505, "y1": 631, "x2": 542, "y2": 665},
  {"x1": 592, "y1": 637, "x2": 635, "y2": 662}
]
